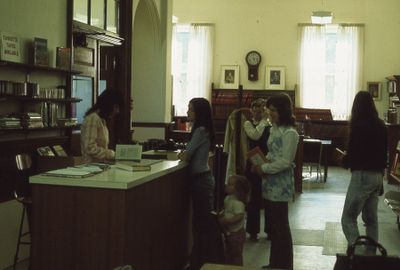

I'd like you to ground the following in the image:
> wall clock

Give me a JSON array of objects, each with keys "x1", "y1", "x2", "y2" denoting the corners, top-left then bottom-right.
[{"x1": 246, "y1": 50, "x2": 262, "y2": 81}]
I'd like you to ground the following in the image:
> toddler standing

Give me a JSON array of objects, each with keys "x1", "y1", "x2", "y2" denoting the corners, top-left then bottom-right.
[{"x1": 218, "y1": 175, "x2": 250, "y2": 265}]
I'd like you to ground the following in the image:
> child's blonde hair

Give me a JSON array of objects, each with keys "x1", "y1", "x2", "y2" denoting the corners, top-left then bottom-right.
[{"x1": 231, "y1": 175, "x2": 250, "y2": 204}]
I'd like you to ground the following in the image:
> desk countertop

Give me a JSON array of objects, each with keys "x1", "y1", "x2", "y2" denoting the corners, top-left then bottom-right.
[{"x1": 30, "y1": 160, "x2": 187, "y2": 190}]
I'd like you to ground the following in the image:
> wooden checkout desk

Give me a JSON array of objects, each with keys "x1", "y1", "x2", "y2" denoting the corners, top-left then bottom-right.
[{"x1": 29, "y1": 159, "x2": 191, "y2": 270}]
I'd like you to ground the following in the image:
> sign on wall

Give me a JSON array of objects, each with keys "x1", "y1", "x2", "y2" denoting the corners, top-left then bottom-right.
[{"x1": 0, "y1": 32, "x2": 21, "y2": 63}]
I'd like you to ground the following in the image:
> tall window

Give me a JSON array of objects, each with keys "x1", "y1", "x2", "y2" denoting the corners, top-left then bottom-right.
[
  {"x1": 172, "y1": 24, "x2": 214, "y2": 116},
  {"x1": 299, "y1": 24, "x2": 364, "y2": 119}
]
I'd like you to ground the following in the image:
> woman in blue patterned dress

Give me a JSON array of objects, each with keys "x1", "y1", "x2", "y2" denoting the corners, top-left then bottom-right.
[{"x1": 252, "y1": 93, "x2": 299, "y2": 270}]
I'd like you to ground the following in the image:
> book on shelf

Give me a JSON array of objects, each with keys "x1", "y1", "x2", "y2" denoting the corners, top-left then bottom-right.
[
  {"x1": 37, "y1": 146, "x2": 55, "y2": 156},
  {"x1": 56, "y1": 47, "x2": 71, "y2": 69},
  {"x1": 32, "y1": 37, "x2": 49, "y2": 66},
  {"x1": 246, "y1": 146, "x2": 267, "y2": 166},
  {"x1": 0, "y1": 31, "x2": 21, "y2": 63},
  {"x1": 52, "y1": 145, "x2": 68, "y2": 157}
]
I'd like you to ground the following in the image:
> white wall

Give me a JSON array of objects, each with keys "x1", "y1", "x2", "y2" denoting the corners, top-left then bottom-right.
[
  {"x1": 131, "y1": 0, "x2": 173, "y2": 142},
  {"x1": 0, "y1": 0, "x2": 67, "y2": 268},
  {"x1": 173, "y1": 0, "x2": 400, "y2": 116}
]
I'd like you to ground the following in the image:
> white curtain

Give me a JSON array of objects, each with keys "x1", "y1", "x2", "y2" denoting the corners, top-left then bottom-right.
[
  {"x1": 172, "y1": 24, "x2": 214, "y2": 116},
  {"x1": 299, "y1": 25, "x2": 327, "y2": 108},
  {"x1": 332, "y1": 25, "x2": 364, "y2": 119},
  {"x1": 299, "y1": 24, "x2": 364, "y2": 120}
]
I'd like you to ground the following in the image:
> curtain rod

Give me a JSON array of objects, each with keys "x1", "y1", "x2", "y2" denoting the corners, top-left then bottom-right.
[
  {"x1": 298, "y1": 23, "x2": 365, "y2": 27},
  {"x1": 190, "y1": 23, "x2": 215, "y2": 26}
]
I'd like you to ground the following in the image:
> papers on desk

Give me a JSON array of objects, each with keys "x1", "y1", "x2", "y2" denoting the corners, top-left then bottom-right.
[
  {"x1": 41, "y1": 164, "x2": 108, "y2": 178},
  {"x1": 42, "y1": 167, "x2": 96, "y2": 178}
]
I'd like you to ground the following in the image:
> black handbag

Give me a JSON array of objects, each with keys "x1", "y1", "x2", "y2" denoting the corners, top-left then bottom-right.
[{"x1": 333, "y1": 236, "x2": 400, "y2": 270}]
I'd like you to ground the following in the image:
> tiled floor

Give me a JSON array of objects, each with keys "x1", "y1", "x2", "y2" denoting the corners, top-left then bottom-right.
[
  {"x1": 7, "y1": 167, "x2": 400, "y2": 270},
  {"x1": 243, "y1": 166, "x2": 400, "y2": 269}
]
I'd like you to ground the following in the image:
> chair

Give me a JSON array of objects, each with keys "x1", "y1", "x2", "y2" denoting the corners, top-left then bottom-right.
[
  {"x1": 303, "y1": 138, "x2": 323, "y2": 181},
  {"x1": 13, "y1": 153, "x2": 33, "y2": 270}
]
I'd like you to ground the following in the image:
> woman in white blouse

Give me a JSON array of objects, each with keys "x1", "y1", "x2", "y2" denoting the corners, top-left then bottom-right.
[{"x1": 80, "y1": 88, "x2": 123, "y2": 163}]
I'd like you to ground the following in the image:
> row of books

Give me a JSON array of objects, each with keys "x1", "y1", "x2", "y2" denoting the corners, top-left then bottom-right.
[
  {"x1": 0, "y1": 117, "x2": 21, "y2": 129},
  {"x1": 0, "y1": 80, "x2": 65, "y2": 99},
  {"x1": 212, "y1": 92, "x2": 253, "y2": 105},
  {"x1": 0, "y1": 111, "x2": 77, "y2": 129}
]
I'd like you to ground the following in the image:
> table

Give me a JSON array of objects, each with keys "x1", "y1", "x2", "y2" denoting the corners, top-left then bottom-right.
[{"x1": 29, "y1": 160, "x2": 191, "y2": 270}]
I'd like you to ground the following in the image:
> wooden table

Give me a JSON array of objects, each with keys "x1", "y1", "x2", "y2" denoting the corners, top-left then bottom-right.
[{"x1": 30, "y1": 161, "x2": 191, "y2": 270}]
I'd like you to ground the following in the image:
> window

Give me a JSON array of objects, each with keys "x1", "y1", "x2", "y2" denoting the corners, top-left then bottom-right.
[
  {"x1": 72, "y1": 76, "x2": 93, "y2": 123},
  {"x1": 299, "y1": 24, "x2": 364, "y2": 119},
  {"x1": 172, "y1": 24, "x2": 214, "y2": 116}
]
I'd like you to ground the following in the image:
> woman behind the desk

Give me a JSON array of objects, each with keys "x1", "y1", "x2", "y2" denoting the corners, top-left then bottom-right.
[{"x1": 81, "y1": 88, "x2": 123, "y2": 163}]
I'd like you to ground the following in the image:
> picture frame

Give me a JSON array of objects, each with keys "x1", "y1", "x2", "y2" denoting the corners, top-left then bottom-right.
[
  {"x1": 220, "y1": 65, "x2": 240, "y2": 89},
  {"x1": 265, "y1": 66, "x2": 285, "y2": 90},
  {"x1": 74, "y1": 46, "x2": 94, "y2": 66},
  {"x1": 367, "y1": 82, "x2": 381, "y2": 100}
]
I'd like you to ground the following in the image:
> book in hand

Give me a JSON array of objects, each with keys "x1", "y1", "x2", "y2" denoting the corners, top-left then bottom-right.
[
  {"x1": 246, "y1": 146, "x2": 267, "y2": 166},
  {"x1": 114, "y1": 162, "x2": 151, "y2": 172}
]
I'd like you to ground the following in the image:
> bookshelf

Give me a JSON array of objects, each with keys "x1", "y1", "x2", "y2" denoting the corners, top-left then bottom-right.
[{"x1": 211, "y1": 83, "x2": 295, "y2": 143}]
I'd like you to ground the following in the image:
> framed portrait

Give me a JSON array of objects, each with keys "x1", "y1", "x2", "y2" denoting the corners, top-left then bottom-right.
[
  {"x1": 220, "y1": 65, "x2": 240, "y2": 89},
  {"x1": 74, "y1": 46, "x2": 94, "y2": 66},
  {"x1": 265, "y1": 66, "x2": 285, "y2": 90},
  {"x1": 367, "y1": 82, "x2": 381, "y2": 100}
]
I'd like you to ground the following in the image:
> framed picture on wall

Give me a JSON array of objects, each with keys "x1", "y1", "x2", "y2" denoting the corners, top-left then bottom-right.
[
  {"x1": 220, "y1": 65, "x2": 240, "y2": 89},
  {"x1": 265, "y1": 66, "x2": 285, "y2": 90},
  {"x1": 74, "y1": 46, "x2": 94, "y2": 66},
  {"x1": 367, "y1": 82, "x2": 381, "y2": 100}
]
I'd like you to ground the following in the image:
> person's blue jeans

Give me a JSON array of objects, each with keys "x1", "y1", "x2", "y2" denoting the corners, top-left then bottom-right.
[{"x1": 341, "y1": 170, "x2": 382, "y2": 249}]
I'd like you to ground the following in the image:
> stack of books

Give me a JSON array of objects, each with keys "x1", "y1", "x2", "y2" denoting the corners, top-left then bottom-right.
[
  {"x1": 57, "y1": 118, "x2": 78, "y2": 127},
  {"x1": 0, "y1": 116, "x2": 21, "y2": 129},
  {"x1": 20, "y1": 112, "x2": 44, "y2": 129}
]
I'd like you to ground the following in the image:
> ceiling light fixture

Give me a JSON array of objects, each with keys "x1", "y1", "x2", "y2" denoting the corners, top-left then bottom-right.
[{"x1": 311, "y1": 11, "x2": 333, "y2": 24}]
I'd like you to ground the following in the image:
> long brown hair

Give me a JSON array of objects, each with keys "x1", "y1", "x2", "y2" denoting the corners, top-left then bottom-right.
[
  {"x1": 189, "y1": 97, "x2": 215, "y2": 151},
  {"x1": 266, "y1": 93, "x2": 295, "y2": 126}
]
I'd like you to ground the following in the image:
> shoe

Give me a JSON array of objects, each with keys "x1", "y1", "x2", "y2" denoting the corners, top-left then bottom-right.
[{"x1": 261, "y1": 265, "x2": 272, "y2": 269}]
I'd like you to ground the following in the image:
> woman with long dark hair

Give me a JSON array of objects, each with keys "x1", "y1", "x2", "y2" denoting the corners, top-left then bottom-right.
[
  {"x1": 81, "y1": 88, "x2": 123, "y2": 163},
  {"x1": 341, "y1": 91, "x2": 387, "y2": 252},
  {"x1": 178, "y1": 97, "x2": 218, "y2": 270},
  {"x1": 252, "y1": 93, "x2": 299, "y2": 270}
]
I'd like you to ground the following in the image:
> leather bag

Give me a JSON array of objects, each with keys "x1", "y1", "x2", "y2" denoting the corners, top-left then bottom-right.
[{"x1": 333, "y1": 236, "x2": 400, "y2": 270}]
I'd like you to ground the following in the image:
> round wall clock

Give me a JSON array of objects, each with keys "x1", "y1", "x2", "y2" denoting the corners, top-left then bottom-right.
[{"x1": 246, "y1": 51, "x2": 262, "y2": 81}]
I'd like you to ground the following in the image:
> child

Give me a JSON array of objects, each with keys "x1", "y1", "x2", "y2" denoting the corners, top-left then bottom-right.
[{"x1": 218, "y1": 175, "x2": 250, "y2": 265}]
